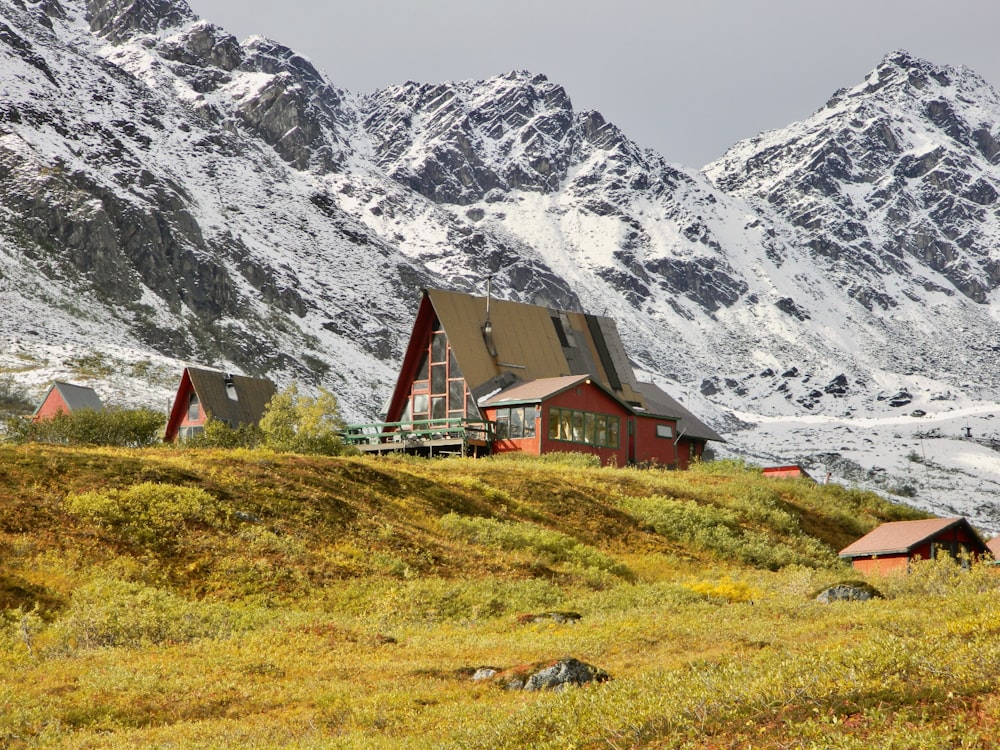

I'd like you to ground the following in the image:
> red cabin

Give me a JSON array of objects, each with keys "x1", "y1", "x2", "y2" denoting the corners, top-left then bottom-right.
[
  {"x1": 370, "y1": 288, "x2": 722, "y2": 466},
  {"x1": 164, "y1": 366, "x2": 277, "y2": 442},
  {"x1": 32, "y1": 381, "x2": 103, "y2": 422},
  {"x1": 839, "y1": 517, "x2": 988, "y2": 574}
]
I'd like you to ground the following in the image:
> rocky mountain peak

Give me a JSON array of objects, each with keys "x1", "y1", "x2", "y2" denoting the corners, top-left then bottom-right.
[
  {"x1": 85, "y1": 0, "x2": 194, "y2": 43},
  {"x1": 362, "y1": 70, "x2": 585, "y2": 204},
  {"x1": 706, "y1": 49, "x2": 1000, "y2": 307}
]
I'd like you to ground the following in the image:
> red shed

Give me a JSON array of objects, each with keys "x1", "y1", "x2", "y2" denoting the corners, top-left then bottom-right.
[
  {"x1": 762, "y1": 465, "x2": 814, "y2": 480},
  {"x1": 32, "y1": 381, "x2": 103, "y2": 422},
  {"x1": 370, "y1": 288, "x2": 722, "y2": 466},
  {"x1": 839, "y1": 517, "x2": 988, "y2": 574},
  {"x1": 164, "y1": 366, "x2": 276, "y2": 442}
]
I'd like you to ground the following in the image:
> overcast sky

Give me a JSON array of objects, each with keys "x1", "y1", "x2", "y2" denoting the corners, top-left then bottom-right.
[{"x1": 190, "y1": 0, "x2": 1000, "y2": 168}]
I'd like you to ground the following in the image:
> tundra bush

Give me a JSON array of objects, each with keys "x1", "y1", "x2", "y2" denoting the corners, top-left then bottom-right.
[
  {"x1": 64, "y1": 482, "x2": 223, "y2": 551},
  {"x1": 49, "y1": 577, "x2": 255, "y2": 651},
  {"x1": 4, "y1": 407, "x2": 164, "y2": 447},
  {"x1": 439, "y1": 513, "x2": 630, "y2": 578}
]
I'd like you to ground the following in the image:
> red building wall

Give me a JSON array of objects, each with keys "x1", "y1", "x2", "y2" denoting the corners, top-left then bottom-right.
[
  {"x1": 632, "y1": 415, "x2": 681, "y2": 468},
  {"x1": 32, "y1": 391, "x2": 70, "y2": 422},
  {"x1": 849, "y1": 554, "x2": 910, "y2": 575},
  {"x1": 539, "y1": 383, "x2": 631, "y2": 466}
]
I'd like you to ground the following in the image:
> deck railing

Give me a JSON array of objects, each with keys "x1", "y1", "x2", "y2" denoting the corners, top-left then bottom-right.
[{"x1": 341, "y1": 417, "x2": 494, "y2": 448}]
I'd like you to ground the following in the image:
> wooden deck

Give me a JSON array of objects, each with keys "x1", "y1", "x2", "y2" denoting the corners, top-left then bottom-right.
[{"x1": 342, "y1": 418, "x2": 493, "y2": 458}]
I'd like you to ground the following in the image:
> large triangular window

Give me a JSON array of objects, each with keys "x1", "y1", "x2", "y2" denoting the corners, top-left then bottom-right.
[{"x1": 404, "y1": 320, "x2": 478, "y2": 423}]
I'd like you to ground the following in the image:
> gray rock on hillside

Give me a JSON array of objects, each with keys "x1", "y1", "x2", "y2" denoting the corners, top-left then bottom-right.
[{"x1": 477, "y1": 658, "x2": 610, "y2": 691}]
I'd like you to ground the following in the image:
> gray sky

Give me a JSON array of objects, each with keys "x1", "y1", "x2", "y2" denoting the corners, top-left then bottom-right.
[{"x1": 190, "y1": 0, "x2": 1000, "y2": 168}]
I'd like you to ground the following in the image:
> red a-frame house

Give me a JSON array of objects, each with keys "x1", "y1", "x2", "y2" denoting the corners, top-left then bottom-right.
[
  {"x1": 164, "y1": 366, "x2": 277, "y2": 442},
  {"x1": 373, "y1": 288, "x2": 722, "y2": 467}
]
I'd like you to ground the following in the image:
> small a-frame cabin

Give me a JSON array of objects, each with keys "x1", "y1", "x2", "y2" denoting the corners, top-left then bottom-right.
[
  {"x1": 32, "y1": 381, "x2": 103, "y2": 422},
  {"x1": 163, "y1": 366, "x2": 277, "y2": 442},
  {"x1": 839, "y1": 517, "x2": 988, "y2": 574},
  {"x1": 357, "y1": 288, "x2": 722, "y2": 466}
]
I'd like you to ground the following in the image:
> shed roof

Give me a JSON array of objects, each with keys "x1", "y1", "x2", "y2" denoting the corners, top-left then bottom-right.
[
  {"x1": 839, "y1": 517, "x2": 985, "y2": 559},
  {"x1": 987, "y1": 535, "x2": 1000, "y2": 560},
  {"x1": 33, "y1": 381, "x2": 103, "y2": 416},
  {"x1": 479, "y1": 375, "x2": 622, "y2": 408}
]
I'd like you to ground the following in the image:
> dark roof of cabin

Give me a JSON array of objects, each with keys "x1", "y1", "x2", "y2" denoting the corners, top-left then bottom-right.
[
  {"x1": 839, "y1": 517, "x2": 987, "y2": 558},
  {"x1": 34, "y1": 381, "x2": 103, "y2": 416},
  {"x1": 186, "y1": 367, "x2": 276, "y2": 427},
  {"x1": 631, "y1": 382, "x2": 724, "y2": 442},
  {"x1": 424, "y1": 288, "x2": 644, "y2": 405}
]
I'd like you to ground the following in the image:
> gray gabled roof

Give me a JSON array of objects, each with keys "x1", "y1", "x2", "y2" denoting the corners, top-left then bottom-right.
[
  {"x1": 33, "y1": 381, "x2": 103, "y2": 417},
  {"x1": 186, "y1": 367, "x2": 276, "y2": 427}
]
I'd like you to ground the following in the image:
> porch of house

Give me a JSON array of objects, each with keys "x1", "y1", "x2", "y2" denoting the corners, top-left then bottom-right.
[{"x1": 341, "y1": 417, "x2": 494, "y2": 458}]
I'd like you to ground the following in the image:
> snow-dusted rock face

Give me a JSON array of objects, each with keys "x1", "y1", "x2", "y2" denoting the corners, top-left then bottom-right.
[
  {"x1": 3, "y1": 1, "x2": 1000, "y2": 529},
  {"x1": 707, "y1": 51, "x2": 1000, "y2": 307}
]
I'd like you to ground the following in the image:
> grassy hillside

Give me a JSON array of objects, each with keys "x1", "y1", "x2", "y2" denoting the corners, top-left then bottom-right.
[{"x1": 2, "y1": 445, "x2": 999, "y2": 748}]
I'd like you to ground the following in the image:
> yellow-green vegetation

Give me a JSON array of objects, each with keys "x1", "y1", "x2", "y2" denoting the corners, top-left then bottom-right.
[{"x1": 1, "y1": 445, "x2": 998, "y2": 748}]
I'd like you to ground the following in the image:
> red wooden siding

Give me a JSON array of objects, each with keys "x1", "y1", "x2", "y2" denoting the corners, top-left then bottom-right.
[{"x1": 33, "y1": 390, "x2": 70, "y2": 422}]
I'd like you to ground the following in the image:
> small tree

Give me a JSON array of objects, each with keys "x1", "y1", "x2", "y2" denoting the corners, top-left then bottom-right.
[
  {"x1": 258, "y1": 384, "x2": 346, "y2": 455},
  {"x1": 0, "y1": 376, "x2": 33, "y2": 419}
]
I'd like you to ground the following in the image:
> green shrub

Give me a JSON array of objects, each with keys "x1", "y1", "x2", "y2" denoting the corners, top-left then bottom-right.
[
  {"x1": 48, "y1": 577, "x2": 256, "y2": 650},
  {"x1": 186, "y1": 418, "x2": 264, "y2": 449},
  {"x1": 439, "y1": 513, "x2": 630, "y2": 578},
  {"x1": 620, "y1": 494, "x2": 835, "y2": 570},
  {"x1": 0, "y1": 375, "x2": 33, "y2": 418},
  {"x1": 5, "y1": 407, "x2": 164, "y2": 447},
  {"x1": 64, "y1": 482, "x2": 223, "y2": 551}
]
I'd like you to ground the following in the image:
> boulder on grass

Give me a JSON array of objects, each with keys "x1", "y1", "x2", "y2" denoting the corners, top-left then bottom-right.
[
  {"x1": 814, "y1": 581, "x2": 883, "y2": 603},
  {"x1": 515, "y1": 611, "x2": 582, "y2": 625},
  {"x1": 484, "y1": 658, "x2": 610, "y2": 691}
]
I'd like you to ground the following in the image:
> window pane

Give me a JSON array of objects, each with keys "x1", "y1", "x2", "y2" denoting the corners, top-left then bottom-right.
[
  {"x1": 524, "y1": 407, "x2": 536, "y2": 438},
  {"x1": 548, "y1": 408, "x2": 560, "y2": 440},
  {"x1": 595, "y1": 415, "x2": 607, "y2": 446},
  {"x1": 584, "y1": 413, "x2": 596, "y2": 444},
  {"x1": 188, "y1": 393, "x2": 199, "y2": 421},
  {"x1": 431, "y1": 364, "x2": 446, "y2": 394},
  {"x1": 560, "y1": 411, "x2": 572, "y2": 441},
  {"x1": 495, "y1": 408, "x2": 509, "y2": 439},
  {"x1": 466, "y1": 395, "x2": 481, "y2": 420},
  {"x1": 449, "y1": 348, "x2": 462, "y2": 378},
  {"x1": 431, "y1": 332, "x2": 447, "y2": 363},
  {"x1": 656, "y1": 424, "x2": 673, "y2": 439},
  {"x1": 608, "y1": 417, "x2": 620, "y2": 448},
  {"x1": 510, "y1": 407, "x2": 523, "y2": 439},
  {"x1": 572, "y1": 412, "x2": 584, "y2": 442},
  {"x1": 412, "y1": 394, "x2": 428, "y2": 417},
  {"x1": 415, "y1": 353, "x2": 429, "y2": 381},
  {"x1": 431, "y1": 397, "x2": 446, "y2": 420},
  {"x1": 449, "y1": 380, "x2": 465, "y2": 412}
]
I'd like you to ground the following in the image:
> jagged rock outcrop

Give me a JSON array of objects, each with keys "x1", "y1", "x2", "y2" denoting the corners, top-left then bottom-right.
[{"x1": 706, "y1": 50, "x2": 1000, "y2": 307}]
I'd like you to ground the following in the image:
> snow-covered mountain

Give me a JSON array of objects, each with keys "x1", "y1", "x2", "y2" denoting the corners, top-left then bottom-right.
[{"x1": 3, "y1": 0, "x2": 1000, "y2": 530}]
